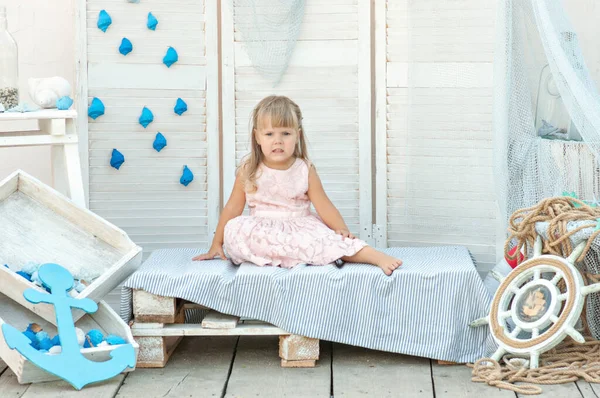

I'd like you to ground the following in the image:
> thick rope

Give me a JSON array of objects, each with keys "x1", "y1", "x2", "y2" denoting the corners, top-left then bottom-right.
[
  {"x1": 505, "y1": 196, "x2": 600, "y2": 264},
  {"x1": 470, "y1": 337, "x2": 600, "y2": 395},
  {"x1": 477, "y1": 196, "x2": 600, "y2": 394}
]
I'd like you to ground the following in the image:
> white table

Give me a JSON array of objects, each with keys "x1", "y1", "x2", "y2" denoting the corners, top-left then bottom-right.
[{"x1": 0, "y1": 109, "x2": 85, "y2": 207}]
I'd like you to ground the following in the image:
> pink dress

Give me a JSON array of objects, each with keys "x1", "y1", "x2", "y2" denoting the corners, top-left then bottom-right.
[{"x1": 223, "y1": 158, "x2": 367, "y2": 268}]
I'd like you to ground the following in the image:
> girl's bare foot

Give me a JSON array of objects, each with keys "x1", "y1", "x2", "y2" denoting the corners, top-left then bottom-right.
[
  {"x1": 371, "y1": 251, "x2": 403, "y2": 276},
  {"x1": 342, "y1": 246, "x2": 402, "y2": 276}
]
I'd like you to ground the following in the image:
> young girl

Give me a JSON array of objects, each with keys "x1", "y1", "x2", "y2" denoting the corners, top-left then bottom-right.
[{"x1": 193, "y1": 96, "x2": 402, "y2": 275}]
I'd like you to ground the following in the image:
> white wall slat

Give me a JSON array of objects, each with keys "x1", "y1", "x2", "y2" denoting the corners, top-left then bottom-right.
[{"x1": 83, "y1": 0, "x2": 219, "y2": 282}]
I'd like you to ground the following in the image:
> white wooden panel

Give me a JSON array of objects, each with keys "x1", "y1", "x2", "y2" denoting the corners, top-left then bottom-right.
[
  {"x1": 84, "y1": 0, "x2": 219, "y2": 266},
  {"x1": 223, "y1": 0, "x2": 372, "y2": 242},
  {"x1": 378, "y1": 0, "x2": 497, "y2": 272},
  {"x1": 234, "y1": 41, "x2": 358, "y2": 68},
  {"x1": 88, "y1": 63, "x2": 206, "y2": 90},
  {"x1": 387, "y1": 62, "x2": 493, "y2": 88}
]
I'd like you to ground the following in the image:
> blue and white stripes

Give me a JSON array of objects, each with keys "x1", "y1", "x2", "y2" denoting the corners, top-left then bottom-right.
[{"x1": 122, "y1": 246, "x2": 495, "y2": 363}]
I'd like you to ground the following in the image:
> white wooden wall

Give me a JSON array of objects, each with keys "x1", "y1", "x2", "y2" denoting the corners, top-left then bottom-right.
[
  {"x1": 82, "y1": 0, "x2": 219, "y2": 308},
  {"x1": 79, "y1": 0, "x2": 502, "y2": 296},
  {"x1": 222, "y1": 0, "x2": 373, "y2": 241},
  {"x1": 375, "y1": 0, "x2": 497, "y2": 272}
]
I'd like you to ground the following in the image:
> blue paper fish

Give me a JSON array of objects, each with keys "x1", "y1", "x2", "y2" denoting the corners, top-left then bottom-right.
[
  {"x1": 153, "y1": 132, "x2": 167, "y2": 152},
  {"x1": 139, "y1": 106, "x2": 154, "y2": 128},
  {"x1": 119, "y1": 38, "x2": 133, "y2": 56},
  {"x1": 110, "y1": 149, "x2": 125, "y2": 170},
  {"x1": 163, "y1": 47, "x2": 178, "y2": 68},
  {"x1": 56, "y1": 96, "x2": 73, "y2": 110},
  {"x1": 88, "y1": 98, "x2": 105, "y2": 119},
  {"x1": 147, "y1": 12, "x2": 158, "y2": 30},
  {"x1": 174, "y1": 98, "x2": 187, "y2": 115},
  {"x1": 97, "y1": 10, "x2": 112, "y2": 32},
  {"x1": 180, "y1": 165, "x2": 194, "y2": 186}
]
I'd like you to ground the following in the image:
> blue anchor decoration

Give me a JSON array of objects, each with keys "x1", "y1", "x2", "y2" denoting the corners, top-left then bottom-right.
[{"x1": 1, "y1": 263, "x2": 135, "y2": 390}]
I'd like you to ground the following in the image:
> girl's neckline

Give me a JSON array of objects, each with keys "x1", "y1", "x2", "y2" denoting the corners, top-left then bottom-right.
[{"x1": 262, "y1": 157, "x2": 299, "y2": 171}]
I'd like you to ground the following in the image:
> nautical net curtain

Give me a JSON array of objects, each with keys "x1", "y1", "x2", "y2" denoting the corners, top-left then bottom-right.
[
  {"x1": 231, "y1": 0, "x2": 305, "y2": 85},
  {"x1": 495, "y1": 0, "x2": 600, "y2": 227}
]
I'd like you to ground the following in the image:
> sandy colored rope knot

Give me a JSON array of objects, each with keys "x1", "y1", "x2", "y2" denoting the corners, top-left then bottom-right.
[
  {"x1": 470, "y1": 337, "x2": 600, "y2": 395},
  {"x1": 506, "y1": 196, "x2": 600, "y2": 265}
]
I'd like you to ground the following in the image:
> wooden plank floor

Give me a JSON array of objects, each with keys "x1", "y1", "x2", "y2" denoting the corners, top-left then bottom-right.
[{"x1": 1, "y1": 337, "x2": 598, "y2": 397}]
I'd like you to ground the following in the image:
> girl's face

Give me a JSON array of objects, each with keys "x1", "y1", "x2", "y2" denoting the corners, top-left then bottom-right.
[{"x1": 255, "y1": 120, "x2": 299, "y2": 167}]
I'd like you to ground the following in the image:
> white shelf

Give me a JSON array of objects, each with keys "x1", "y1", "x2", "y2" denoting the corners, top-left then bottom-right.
[{"x1": 0, "y1": 109, "x2": 77, "y2": 122}]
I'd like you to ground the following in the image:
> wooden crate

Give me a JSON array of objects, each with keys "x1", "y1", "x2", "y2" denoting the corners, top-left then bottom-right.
[
  {"x1": 0, "y1": 170, "x2": 142, "y2": 325},
  {"x1": 0, "y1": 292, "x2": 139, "y2": 384},
  {"x1": 131, "y1": 290, "x2": 320, "y2": 368}
]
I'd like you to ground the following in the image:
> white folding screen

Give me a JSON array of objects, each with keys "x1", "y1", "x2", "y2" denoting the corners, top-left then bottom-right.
[
  {"x1": 221, "y1": 0, "x2": 374, "y2": 241},
  {"x1": 79, "y1": 0, "x2": 501, "y2": 287},
  {"x1": 81, "y1": 0, "x2": 220, "y2": 264},
  {"x1": 375, "y1": 0, "x2": 498, "y2": 272}
]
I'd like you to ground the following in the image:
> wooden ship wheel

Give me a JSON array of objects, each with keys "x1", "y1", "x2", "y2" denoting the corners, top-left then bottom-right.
[{"x1": 471, "y1": 236, "x2": 600, "y2": 368}]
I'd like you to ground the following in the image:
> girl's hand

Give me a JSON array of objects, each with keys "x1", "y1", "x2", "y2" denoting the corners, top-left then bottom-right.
[
  {"x1": 192, "y1": 245, "x2": 227, "y2": 261},
  {"x1": 335, "y1": 229, "x2": 355, "y2": 239}
]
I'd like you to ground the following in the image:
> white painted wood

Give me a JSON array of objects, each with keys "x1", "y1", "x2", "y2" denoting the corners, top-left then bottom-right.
[
  {"x1": 225, "y1": 336, "x2": 330, "y2": 397},
  {"x1": 117, "y1": 337, "x2": 237, "y2": 397},
  {"x1": 0, "y1": 110, "x2": 77, "y2": 122},
  {"x1": 515, "y1": 383, "x2": 587, "y2": 398},
  {"x1": 21, "y1": 375, "x2": 125, "y2": 398},
  {"x1": 204, "y1": 0, "x2": 220, "y2": 238},
  {"x1": 0, "y1": 112, "x2": 85, "y2": 208},
  {"x1": 76, "y1": 0, "x2": 90, "y2": 208},
  {"x1": 221, "y1": 0, "x2": 236, "y2": 205},
  {"x1": 381, "y1": 0, "x2": 497, "y2": 270},
  {"x1": 85, "y1": 0, "x2": 217, "y2": 263},
  {"x1": 0, "y1": 134, "x2": 78, "y2": 147},
  {"x1": 0, "y1": 170, "x2": 141, "y2": 325},
  {"x1": 333, "y1": 343, "x2": 433, "y2": 397},
  {"x1": 0, "y1": 293, "x2": 138, "y2": 385},
  {"x1": 201, "y1": 311, "x2": 240, "y2": 329},
  {"x1": 375, "y1": 0, "x2": 388, "y2": 248},
  {"x1": 431, "y1": 362, "x2": 516, "y2": 397},
  {"x1": 357, "y1": 0, "x2": 372, "y2": 243},
  {"x1": 87, "y1": 64, "x2": 206, "y2": 90},
  {"x1": 132, "y1": 322, "x2": 289, "y2": 337}
]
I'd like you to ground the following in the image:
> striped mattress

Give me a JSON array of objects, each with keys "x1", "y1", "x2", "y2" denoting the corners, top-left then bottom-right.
[{"x1": 121, "y1": 246, "x2": 496, "y2": 363}]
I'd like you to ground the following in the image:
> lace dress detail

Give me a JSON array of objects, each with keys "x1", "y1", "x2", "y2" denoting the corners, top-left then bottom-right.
[{"x1": 223, "y1": 158, "x2": 367, "y2": 268}]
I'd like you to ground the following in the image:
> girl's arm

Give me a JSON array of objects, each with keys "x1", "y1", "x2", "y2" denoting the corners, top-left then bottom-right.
[
  {"x1": 193, "y1": 172, "x2": 247, "y2": 260},
  {"x1": 307, "y1": 165, "x2": 355, "y2": 239}
]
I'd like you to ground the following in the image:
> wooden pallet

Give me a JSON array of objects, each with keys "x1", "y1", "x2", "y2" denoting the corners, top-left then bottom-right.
[{"x1": 131, "y1": 289, "x2": 320, "y2": 368}]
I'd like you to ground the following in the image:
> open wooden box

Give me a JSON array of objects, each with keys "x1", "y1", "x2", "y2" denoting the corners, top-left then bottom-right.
[
  {"x1": 0, "y1": 170, "x2": 142, "y2": 325},
  {"x1": 0, "y1": 292, "x2": 138, "y2": 384}
]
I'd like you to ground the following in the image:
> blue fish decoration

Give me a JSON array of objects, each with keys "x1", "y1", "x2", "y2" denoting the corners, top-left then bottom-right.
[
  {"x1": 97, "y1": 10, "x2": 112, "y2": 32},
  {"x1": 174, "y1": 98, "x2": 187, "y2": 115},
  {"x1": 119, "y1": 38, "x2": 133, "y2": 56},
  {"x1": 56, "y1": 96, "x2": 73, "y2": 110},
  {"x1": 180, "y1": 165, "x2": 194, "y2": 186},
  {"x1": 147, "y1": 12, "x2": 158, "y2": 30},
  {"x1": 153, "y1": 132, "x2": 167, "y2": 152},
  {"x1": 163, "y1": 47, "x2": 178, "y2": 68},
  {"x1": 138, "y1": 106, "x2": 154, "y2": 128},
  {"x1": 110, "y1": 149, "x2": 125, "y2": 170},
  {"x1": 87, "y1": 98, "x2": 105, "y2": 120}
]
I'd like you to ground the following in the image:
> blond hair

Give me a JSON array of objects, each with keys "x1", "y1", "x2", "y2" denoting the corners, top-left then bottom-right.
[{"x1": 239, "y1": 95, "x2": 309, "y2": 192}]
